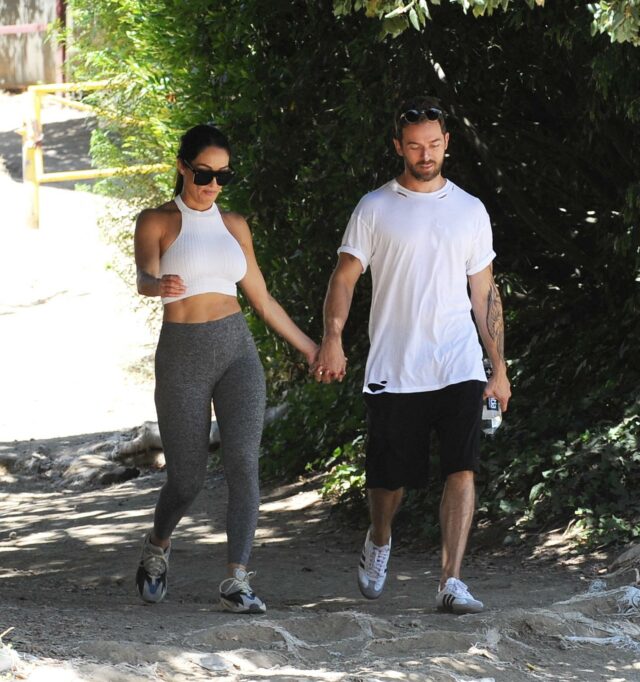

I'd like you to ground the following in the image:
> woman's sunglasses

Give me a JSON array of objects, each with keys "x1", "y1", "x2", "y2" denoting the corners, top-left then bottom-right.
[
  {"x1": 182, "y1": 159, "x2": 235, "y2": 186},
  {"x1": 399, "y1": 107, "x2": 444, "y2": 124}
]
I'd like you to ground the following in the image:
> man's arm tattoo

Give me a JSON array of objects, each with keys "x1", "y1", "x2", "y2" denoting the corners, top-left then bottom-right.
[{"x1": 486, "y1": 280, "x2": 505, "y2": 362}]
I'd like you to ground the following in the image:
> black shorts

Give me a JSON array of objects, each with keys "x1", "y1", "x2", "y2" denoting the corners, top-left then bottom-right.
[{"x1": 363, "y1": 380, "x2": 485, "y2": 490}]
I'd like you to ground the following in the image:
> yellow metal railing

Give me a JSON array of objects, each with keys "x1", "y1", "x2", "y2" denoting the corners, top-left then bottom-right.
[{"x1": 17, "y1": 81, "x2": 171, "y2": 228}]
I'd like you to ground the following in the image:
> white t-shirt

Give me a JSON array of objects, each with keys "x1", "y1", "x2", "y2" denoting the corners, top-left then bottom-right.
[{"x1": 338, "y1": 178, "x2": 495, "y2": 394}]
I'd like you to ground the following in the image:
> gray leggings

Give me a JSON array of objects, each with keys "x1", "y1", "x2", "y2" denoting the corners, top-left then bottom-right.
[{"x1": 153, "y1": 312, "x2": 266, "y2": 566}]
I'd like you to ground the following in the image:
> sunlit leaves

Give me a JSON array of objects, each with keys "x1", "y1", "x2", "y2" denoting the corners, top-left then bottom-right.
[
  {"x1": 334, "y1": 0, "x2": 640, "y2": 44},
  {"x1": 589, "y1": 0, "x2": 640, "y2": 45}
]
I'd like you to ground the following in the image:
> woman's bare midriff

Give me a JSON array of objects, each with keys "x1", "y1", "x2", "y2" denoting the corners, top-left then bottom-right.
[{"x1": 163, "y1": 292, "x2": 242, "y2": 323}]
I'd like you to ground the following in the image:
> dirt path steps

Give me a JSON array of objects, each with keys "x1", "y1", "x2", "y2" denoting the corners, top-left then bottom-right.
[{"x1": 1, "y1": 464, "x2": 639, "y2": 681}]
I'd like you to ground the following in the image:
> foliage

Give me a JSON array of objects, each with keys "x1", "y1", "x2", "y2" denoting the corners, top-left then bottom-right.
[
  {"x1": 260, "y1": 368, "x2": 367, "y2": 480},
  {"x1": 68, "y1": 0, "x2": 640, "y2": 549},
  {"x1": 589, "y1": 0, "x2": 640, "y2": 45},
  {"x1": 334, "y1": 0, "x2": 640, "y2": 45},
  {"x1": 480, "y1": 327, "x2": 640, "y2": 548}
]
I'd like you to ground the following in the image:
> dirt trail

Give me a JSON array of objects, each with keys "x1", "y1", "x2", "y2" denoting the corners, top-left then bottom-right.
[
  {"x1": 1, "y1": 91, "x2": 639, "y2": 681},
  {"x1": 2, "y1": 446, "x2": 640, "y2": 682}
]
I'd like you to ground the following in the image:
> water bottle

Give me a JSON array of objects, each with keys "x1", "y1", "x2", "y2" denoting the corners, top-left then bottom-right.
[
  {"x1": 481, "y1": 395, "x2": 502, "y2": 436},
  {"x1": 482, "y1": 359, "x2": 502, "y2": 436}
]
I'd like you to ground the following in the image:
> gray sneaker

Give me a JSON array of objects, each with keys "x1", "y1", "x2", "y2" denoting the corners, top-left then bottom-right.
[
  {"x1": 219, "y1": 568, "x2": 266, "y2": 614},
  {"x1": 135, "y1": 534, "x2": 170, "y2": 604},
  {"x1": 357, "y1": 528, "x2": 391, "y2": 599}
]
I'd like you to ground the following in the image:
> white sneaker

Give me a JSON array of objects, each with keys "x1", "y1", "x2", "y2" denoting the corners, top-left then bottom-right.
[
  {"x1": 436, "y1": 577, "x2": 484, "y2": 614},
  {"x1": 219, "y1": 568, "x2": 266, "y2": 614},
  {"x1": 357, "y1": 528, "x2": 391, "y2": 600}
]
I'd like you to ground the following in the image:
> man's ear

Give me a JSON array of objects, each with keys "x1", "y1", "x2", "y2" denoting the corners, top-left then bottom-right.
[{"x1": 392, "y1": 136, "x2": 403, "y2": 157}]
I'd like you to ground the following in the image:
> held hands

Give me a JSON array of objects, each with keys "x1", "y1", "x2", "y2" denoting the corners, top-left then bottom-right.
[
  {"x1": 311, "y1": 337, "x2": 347, "y2": 384},
  {"x1": 304, "y1": 343, "x2": 320, "y2": 368},
  {"x1": 484, "y1": 366, "x2": 511, "y2": 412},
  {"x1": 159, "y1": 274, "x2": 186, "y2": 298}
]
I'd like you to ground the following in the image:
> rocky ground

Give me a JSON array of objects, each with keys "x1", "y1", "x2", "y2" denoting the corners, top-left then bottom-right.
[{"x1": 1, "y1": 90, "x2": 639, "y2": 681}]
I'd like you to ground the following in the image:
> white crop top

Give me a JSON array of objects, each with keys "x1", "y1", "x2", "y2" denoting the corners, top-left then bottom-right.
[{"x1": 160, "y1": 195, "x2": 247, "y2": 304}]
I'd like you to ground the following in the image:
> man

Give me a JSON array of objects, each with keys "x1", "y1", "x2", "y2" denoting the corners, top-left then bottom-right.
[{"x1": 314, "y1": 97, "x2": 511, "y2": 613}]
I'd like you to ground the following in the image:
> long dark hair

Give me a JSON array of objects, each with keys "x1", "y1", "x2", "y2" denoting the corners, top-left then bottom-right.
[{"x1": 174, "y1": 124, "x2": 232, "y2": 196}]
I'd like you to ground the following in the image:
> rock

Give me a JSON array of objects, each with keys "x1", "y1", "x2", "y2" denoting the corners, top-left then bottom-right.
[
  {"x1": 193, "y1": 653, "x2": 230, "y2": 672},
  {"x1": 99, "y1": 466, "x2": 140, "y2": 486},
  {"x1": 0, "y1": 452, "x2": 19, "y2": 473},
  {"x1": 111, "y1": 421, "x2": 162, "y2": 459},
  {"x1": 0, "y1": 644, "x2": 18, "y2": 673},
  {"x1": 609, "y1": 543, "x2": 640, "y2": 574},
  {"x1": 552, "y1": 585, "x2": 640, "y2": 618},
  {"x1": 26, "y1": 451, "x2": 52, "y2": 474},
  {"x1": 587, "y1": 579, "x2": 608, "y2": 594}
]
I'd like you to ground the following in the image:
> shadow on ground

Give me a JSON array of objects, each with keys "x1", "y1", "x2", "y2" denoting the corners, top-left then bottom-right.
[{"x1": 0, "y1": 116, "x2": 97, "y2": 190}]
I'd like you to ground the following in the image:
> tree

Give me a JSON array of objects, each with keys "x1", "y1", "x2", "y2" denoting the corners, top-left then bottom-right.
[
  {"x1": 334, "y1": 0, "x2": 640, "y2": 45},
  {"x1": 68, "y1": 0, "x2": 640, "y2": 547}
]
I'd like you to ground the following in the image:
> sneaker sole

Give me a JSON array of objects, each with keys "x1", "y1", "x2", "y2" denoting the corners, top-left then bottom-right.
[
  {"x1": 135, "y1": 570, "x2": 167, "y2": 604},
  {"x1": 436, "y1": 602, "x2": 484, "y2": 614},
  {"x1": 358, "y1": 577, "x2": 385, "y2": 600},
  {"x1": 138, "y1": 588, "x2": 167, "y2": 604},
  {"x1": 220, "y1": 597, "x2": 266, "y2": 614}
]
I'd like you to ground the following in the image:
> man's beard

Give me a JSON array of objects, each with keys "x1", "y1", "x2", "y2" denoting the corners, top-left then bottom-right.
[{"x1": 407, "y1": 159, "x2": 443, "y2": 182}]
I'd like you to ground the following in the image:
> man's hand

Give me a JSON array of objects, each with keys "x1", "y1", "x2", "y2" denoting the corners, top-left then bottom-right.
[
  {"x1": 484, "y1": 365, "x2": 511, "y2": 412},
  {"x1": 313, "y1": 252, "x2": 362, "y2": 383},
  {"x1": 312, "y1": 336, "x2": 347, "y2": 383}
]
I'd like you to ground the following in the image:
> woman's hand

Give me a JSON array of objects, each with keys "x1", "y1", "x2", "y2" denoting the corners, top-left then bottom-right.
[
  {"x1": 159, "y1": 274, "x2": 186, "y2": 298},
  {"x1": 135, "y1": 208, "x2": 185, "y2": 298},
  {"x1": 304, "y1": 343, "x2": 320, "y2": 369}
]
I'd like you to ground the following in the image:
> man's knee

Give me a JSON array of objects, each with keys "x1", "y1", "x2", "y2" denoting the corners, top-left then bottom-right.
[
  {"x1": 446, "y1": 469, "x2": 474, "y2": 480},
  {"x1": 444, "y1": 469, "x2": 475, "y2": 488},
  {"x1": 368, "y1": 486, "x2": 404, "y2": 503}
]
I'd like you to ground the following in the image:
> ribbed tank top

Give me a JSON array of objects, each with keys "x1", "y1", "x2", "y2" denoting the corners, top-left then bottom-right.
[{"x1": 159, "y1": 195, "x2": 247, "y2": 304}]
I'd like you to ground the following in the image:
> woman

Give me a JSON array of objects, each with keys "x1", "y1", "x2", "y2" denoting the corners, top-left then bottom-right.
[{"x1": 134, "y1": 123, "x2": 318, "y2": 614}]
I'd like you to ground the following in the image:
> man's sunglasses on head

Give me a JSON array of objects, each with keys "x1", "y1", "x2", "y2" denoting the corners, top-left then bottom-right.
[
  {"x1": 399, "y1": 107, "x2": 444, "y2": 125},
  {"x1": 182, "y1": 159, "x2": 235, "y2": 186}
]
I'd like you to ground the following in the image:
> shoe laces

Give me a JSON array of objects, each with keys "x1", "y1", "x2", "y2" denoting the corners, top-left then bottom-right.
[
  {"x1": 142, "y1": 546, "x2": 168, "y2": 578},
  {"x1": 220, "y1": 570, "x2": 256, "y2": 596},
  {"x1": 365, "y1": 543, "x2": 390, "y2": 579},
  {"x1": 445, "y1": 577, "x2": 472, "y2": 598}
]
